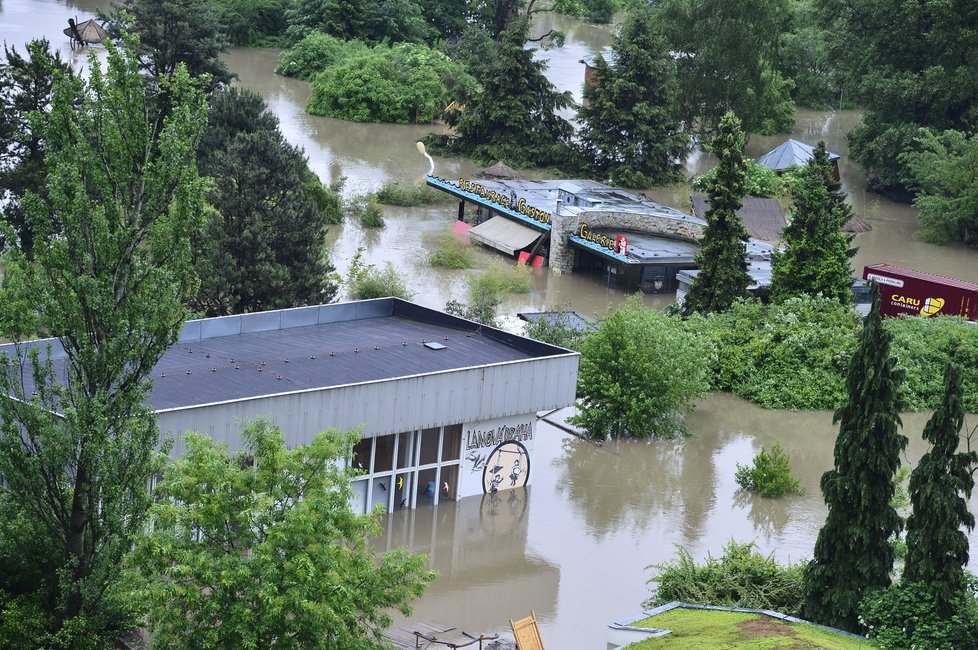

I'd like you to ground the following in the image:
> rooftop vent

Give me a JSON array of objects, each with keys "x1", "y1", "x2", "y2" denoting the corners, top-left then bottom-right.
[{"x1": 424, "y1": 341, "x2": 447, "y2": 351}]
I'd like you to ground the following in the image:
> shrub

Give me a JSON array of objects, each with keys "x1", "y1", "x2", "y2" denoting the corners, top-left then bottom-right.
[
  {"x1": 347, "y1": 196, "x2": 385, "y2": 228},
  {"x1": 735, "y1": 442, "x2": 804, "y2": 497},
  {"x1": 275, "y1": 32, "x2": 369, "y2": 80},
  {"x1": 307, "y1": 43, "x2": 477, "y2": 124},
  {"x1": 302, "y1": 173, "x2": 343, "y2": 224},
  {"x1": 693, "y1": 160, "x2": 786, "y2": 198},
  {"x1": 885, "y1": 315, "x2": 978, "y2": 412},
  {"x1": 644, "y1": 541, "x2": 806, "y2": 616},
  {"x1": 426, "y1": 231, "x2": 475, "y2": 269},
  {"x1": 473, "y1": 260, "x2": 531, "y2": 295},
  {"x1": 859, "y1": 580, "x2": 978, "y2": 649},
  {"x1": 684, "y1": 295, "x2": 859, "y2": 410},
  {"x1": 376, "y1": 182, "x2": 453, "y2": 207},
  {"x1": 571, "y1": 296, "x2": 714, "y2": 439},
  {"x1": 346, "y1": 248, "x2": 412, "y2": 300},
  {"x1": 523, "y1": 307, "x2": 590, "y2": 351}
]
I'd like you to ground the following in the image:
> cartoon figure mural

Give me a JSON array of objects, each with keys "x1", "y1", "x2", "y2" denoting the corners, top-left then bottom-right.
[
  {"x1": 482, "y1": 440, "x2": 530, "y2": 494},
  {"x1": 465, "y1": 451, "x2": 487, "y2": 472}
]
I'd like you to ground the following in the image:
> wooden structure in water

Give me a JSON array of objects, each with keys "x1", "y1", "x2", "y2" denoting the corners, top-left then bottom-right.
[
  {"x1": 510, "y1": 611, "x2": 545, "y2": 650},
  {"x1": 63, "y1": 18, "x2": 107, "y2": 47}
]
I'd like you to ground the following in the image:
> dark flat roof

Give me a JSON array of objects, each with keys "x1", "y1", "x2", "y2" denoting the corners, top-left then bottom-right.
[{"x1": 0, "y1": 299, "x2": 573, "y2": 412}]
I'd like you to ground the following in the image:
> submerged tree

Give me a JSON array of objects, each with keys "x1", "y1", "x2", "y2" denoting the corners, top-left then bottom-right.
[
  {"x1": 770, "y1": 141, "x2": 853, "y2": 303},
  {"x1": 133, "y1": 419, "x2": 434, "y2": 649},
  {"x1": 803, "y1": 289, "x2": 907, "y2": 632},
  {"x1": 0, "y1": 39, "x2": 72, "y2": 259},
  {"x1": 0, "y1": 40, "x2": 206, "y2": 644},
  {"x1": 425, "y1": 16, "x2": 576, "y2": 168},
  {"x1": 903, "y1": 362, "x2": 977, "y2": 615},
  {"x1": 578, "y1": 4, "x2": 688, "y2": 187},
  {"x1": 682, "y1": 112, "x2": 753, "y2": 315},
  {"x1": 571, "y1": 295, "x2": 713, "y2": 439},
  {"x1": 194, "y1": 87, "x2": 338, "y2": 315}
]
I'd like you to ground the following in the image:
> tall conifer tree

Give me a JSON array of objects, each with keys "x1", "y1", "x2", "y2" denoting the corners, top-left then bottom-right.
[
  {"x1": 903, "y1": 362, "x2": 977, "y2": 616},
  {"x1": 803, "y1": 288, "x2": 907, "y2": 632},
  {"x1": 770, "y1": 141, "x2": 853, "y2": 303},
  {"x1": 578, "y1": 5, "x2": 688, "y2": 186},
  {"x1": 682, "y1": 112, "x2": 752, "y2": 315}
]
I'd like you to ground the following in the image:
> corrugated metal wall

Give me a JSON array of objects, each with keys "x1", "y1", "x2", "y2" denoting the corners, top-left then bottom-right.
[{"x1": 158, "y1": 354, "x2": 579, "y2": 455}]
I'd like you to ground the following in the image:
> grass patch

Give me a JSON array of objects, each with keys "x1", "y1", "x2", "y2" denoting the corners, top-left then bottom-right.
[
  {"x1": 627, "y1": 608, "x2": 871, "y2": 649},
  {"x1": 376, "y1": 182, "x2": 454, "y2": 207},
  {"x1": 426, "y1": 230, "x2": 476, "y2": 269}
]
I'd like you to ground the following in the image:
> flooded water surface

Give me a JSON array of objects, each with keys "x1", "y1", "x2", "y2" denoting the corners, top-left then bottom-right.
[{"x1": 5, "y1": 3, "x2": 978, "y2": 647}]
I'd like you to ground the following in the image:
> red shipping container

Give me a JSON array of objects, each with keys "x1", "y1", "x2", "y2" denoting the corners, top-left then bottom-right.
[{"x1": 863, "y1": 264, "x2": 978, "y2": 321}]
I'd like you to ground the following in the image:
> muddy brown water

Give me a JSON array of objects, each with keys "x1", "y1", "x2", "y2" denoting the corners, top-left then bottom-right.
[{"x1": 6, "y1": 3, "x2": 978, "y2": 647}]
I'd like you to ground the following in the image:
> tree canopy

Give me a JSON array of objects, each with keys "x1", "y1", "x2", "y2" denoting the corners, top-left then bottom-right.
[
  {"x1": 770, "y1": 141, "x2": 854, "y2": 304},
  {"x1": 654, "y1": 0, "x2": 796, "y2": 135},
  {"x1": 194, "y1": 87, "x2": 339, "y2": 316},
  {"x1": 570, "y1": 296, "x2": 713, "y2": 439},
  {"x1": 578, "y1": 5, "x2": 689, "y2": 187},
  {"x1": 133, "y1": 419, "x2": 435, "y2": 649},
  {"x1": 0, "y1": 39, "x2": 72, "y2": 259},
  {"x1": 682, "y1": 112, "x2": 753, "y2": 315},
  {"x1": 903, "y1": 362, "x2": 977, "y2": 616},
  {"x1": 424, "y1": 17, "x2": 577, "y2": 168},
  {"x1": 0, "y1": 39, "x2": 206, "y2": 645},
  {"x1": 803, "y1": 290, "x2": 908, "y2": 632}
]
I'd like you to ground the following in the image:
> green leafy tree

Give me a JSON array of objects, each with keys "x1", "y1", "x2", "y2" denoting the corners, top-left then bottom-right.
[
  {"x1": 682, "y1": 112, "x2": 753, "y2": 315},
  {"x1": 803, "y1": 290, "x2": 908, "y2": 632},
  {"x1": 815, "y1": 0, "x2": 978, "y2": 194},
  {"x1": 776, "y1": 0, "x2": 839, "y2": 109},
  {"x1": 108, "y1": 0, "x2": 232, "y2": 90},
  {"x1": 275, "y1": 32, "x2": 370, "y2": 80},
  {"x1": 0, "y1": 39, "x2": 72, "y2": 259},
  {"x1": 902, "y1": 129, "x2": 978, "y2": 245},
  {"x1": 211, "y1": 0, "x2": 289, "y2": 45},
  {"x1": 655, "y1": 0, "x2": 795, "y2": 135},
  {"x1": 578, "y1": 4, "x2": 689, "y2": 187},
  {"x1": 570, "y1": 295, "x2": 713, "y2": 439},
  {"x1": 903, "y1": 363, "x2": 978, "y2": 615},
  {"x1": 859, "y1": 579, "x2": 978, "y2": 650},
  {"x1": 0, "y1": 40, "x2": 206, "y2": 644},
  {"x1": 133, "y1": 419, "x2": 435, "y2": 649},
  {"x1": 308, "y1": 43, "x2": 477, "y2": 124},
  {"x1": 735, "y1": 442, "x2": 804, "y2": 497},
  {"x1": 286, "y1": 0, "x2": 434, "y2": 43},
  {"x1": 194, "y1": 87, "x2": 338, "y2": 316},
  {"x1": 425, "y1": 17, "x2": 577, "y2": 168},
  {"x1": 770, "y1": 141, "x2": 853, "y2": 304}
]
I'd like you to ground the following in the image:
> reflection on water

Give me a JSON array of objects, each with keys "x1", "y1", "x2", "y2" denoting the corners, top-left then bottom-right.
[{"x1": 384, "y1": 396, "x2": 978, "y2": 648}]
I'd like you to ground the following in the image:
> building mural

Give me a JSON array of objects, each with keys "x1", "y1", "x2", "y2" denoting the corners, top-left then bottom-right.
[{"x1": 459, "y1": 415, "x2": 536, "y2": 496}]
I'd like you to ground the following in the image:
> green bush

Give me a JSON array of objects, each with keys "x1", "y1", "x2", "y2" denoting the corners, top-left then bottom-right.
[
  {"x1": 275, "y1": 32, "x2": 369, "y2": 80},
  {"x1": 307, "y1": 43, "x2": 477, "y2": 124},
  {"x1": 693, "y1": 160, "x2": 786, "y2": 198},
  {"x1": 859, "y1": 580, "x2": 978, "y2": 649},
  {"x1": 886, "y1": 315, "x2": 978, "y2": 412},
  {"x1": 473, "y1": 260, "x2": 532, "y2": 295},
  {"x1": 347, "y1": 195, "x2": 385, "y2": 228},
  {"x1": 376, "y1": 182, "x2": 453, "y2": 207},
  {"x1": 571, "y1": 296, "x2": 714, "y2": 439},
  {"x1": 551, "y1": 0, "x2": 620, "y2": 23},
  {"x1": 644, "y1": 541, "x2": 806, "y2": 616},
  {"x1": 346, "y1": 248, "x2": 412, "y2": 300},
  {"x1": 523, "y1": 307, "x2": 590, "y2": 351},
  {"x1": 735, "y1": 442, "x2": 804, "y2": 497},
  {"x1": 426, "y1": 231, "x2": 475, "y2": 269},
  {"x1": 685, "y1": 295, "x2": 859, "y2": 410}
]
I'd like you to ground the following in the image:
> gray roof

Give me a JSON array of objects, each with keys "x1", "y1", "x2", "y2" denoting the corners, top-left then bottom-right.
[
  {"x1": 756, "y1": 139, "x2": 841, "y2": 171},
  {"x1": 0, "y1": 299, "x2": 571, "y2": 412},
  {"x1": 517, "y1": 311, "x2": 594, "y2": 333},
  {"x1": 691, "y1": 195, "x2": 787, "y2": 242}
]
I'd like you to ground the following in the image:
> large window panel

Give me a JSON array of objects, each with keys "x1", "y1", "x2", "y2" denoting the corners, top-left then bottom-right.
[
  {"x1": 374, "y1": 434, "x2": 395, "y2": 473},
  {"x1": 419, "y1": 427, "x2": 440, "y2": 465}
]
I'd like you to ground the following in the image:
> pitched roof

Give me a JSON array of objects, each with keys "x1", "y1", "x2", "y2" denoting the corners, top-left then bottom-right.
[
  {"x1": 691, "y1": 195, "x2": 787, "y2": 242},
  {"x1": 475, "y1": 161, "x2": 524, "y2": 180},
  {"x1": 756, "y1": 139, "x2": 840, "y2": 171}
]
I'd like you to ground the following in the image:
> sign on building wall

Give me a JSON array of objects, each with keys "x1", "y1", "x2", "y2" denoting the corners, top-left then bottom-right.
[{"x1": 459, "y1": 415, "x2": 536, "y2": 497}]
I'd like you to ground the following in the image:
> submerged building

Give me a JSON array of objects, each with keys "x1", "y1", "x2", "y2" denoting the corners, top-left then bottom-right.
[
  {"x1": 0, "y1": 299, "x2": 579, "y2": 514},
  {"x1": 426, "y1": 175, "x2": 774, "y2": 293}
]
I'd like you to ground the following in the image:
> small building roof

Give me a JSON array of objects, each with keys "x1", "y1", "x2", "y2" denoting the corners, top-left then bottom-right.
[
  {"x1": 691, "y1": 195, "x2": 787, "y2": 242},
  {"x1": 517, "y1": 311, "x2": 594, "y2": 333},
  {"x1": 1, "y1": 299, "x2": 573, "y2": 412},
  {"x1": 475, "y1": 161, "x2": 525, "y2": 181},
  {"x1": 756, "y1": 139, "x2": 840, "y2": 172}
]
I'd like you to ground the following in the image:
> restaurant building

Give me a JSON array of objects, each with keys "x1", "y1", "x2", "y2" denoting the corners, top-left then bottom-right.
[
  {"x1": 426, "y1": 175, "x2": 774, "y2": 293},
  {"x1": 0, "y1": 298, "x2": 579, "y2": 514}
]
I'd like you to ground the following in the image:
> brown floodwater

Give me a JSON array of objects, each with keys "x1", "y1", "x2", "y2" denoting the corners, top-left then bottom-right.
[{"x1": 6, "y1": 3, "x2": 978, "y2": 647}]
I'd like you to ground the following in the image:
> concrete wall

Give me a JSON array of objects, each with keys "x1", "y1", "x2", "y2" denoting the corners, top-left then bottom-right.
[{"x1": 550, "y1": 210, "x2": 706, "y2": 273}]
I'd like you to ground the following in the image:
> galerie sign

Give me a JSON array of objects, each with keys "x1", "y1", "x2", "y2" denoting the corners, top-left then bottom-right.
[{"x1": 579, "y1": 223, "x2": 628, "y2": 255}]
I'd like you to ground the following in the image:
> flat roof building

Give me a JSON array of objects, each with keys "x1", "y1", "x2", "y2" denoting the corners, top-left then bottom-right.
[
  {"x1": 427, "y1": 175, "x2": 773, "y2": 293},
  {"x1": 0, "y1": 298, "x2": 579, "y2": 514}
]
